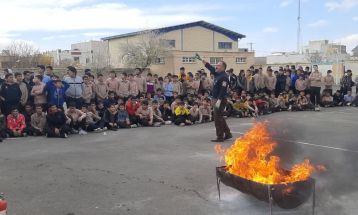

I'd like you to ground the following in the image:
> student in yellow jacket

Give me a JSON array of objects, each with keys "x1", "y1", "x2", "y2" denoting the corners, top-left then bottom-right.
[{"x1": 174, "y1": 101, "x2": 192, "y2": 126}]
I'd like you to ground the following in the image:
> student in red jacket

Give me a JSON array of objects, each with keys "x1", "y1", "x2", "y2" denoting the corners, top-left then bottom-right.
[
  {"x1": 125, "y1": 96, "x2": 140, "y2": 125},
  {"x1": 6, "y1": 107, "x2": 26, "y2": 137}
]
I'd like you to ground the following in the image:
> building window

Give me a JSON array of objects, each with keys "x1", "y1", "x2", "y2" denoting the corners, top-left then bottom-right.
[
  {"x1": 236, "y1": 57, "x2": 247, "y2": 64},
  {"x1": 86, "y1": 58, "x2": 90, "y2": 64},
  {"x1": 154, "y1": 57, "x2": 165, "y2": 64},
  {"x1": 182, "y1": 57, "x2": 196, "y2": 64},
  {"x1": 210, "y1": 57, "x2": 223, "y2": 65},
  {"x1": 218, "y1": 42, "x2": 232, "y2": 49},
  {"x1": 73, "y1": 57, "x2": 80, "y2": 62},
  {"x1": 161, "y1": 39, "x2": 176, "y2": 48}
]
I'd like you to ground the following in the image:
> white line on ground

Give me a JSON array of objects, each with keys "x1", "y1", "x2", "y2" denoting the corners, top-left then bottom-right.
[{"x1": 218, "y1": 131, "x2": 358, "y2": 154}]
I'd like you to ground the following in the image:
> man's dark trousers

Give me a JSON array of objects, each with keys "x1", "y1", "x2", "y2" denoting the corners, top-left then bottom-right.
[{"x1": 213, "y1": 98, "x2": 230, "y2": 139}]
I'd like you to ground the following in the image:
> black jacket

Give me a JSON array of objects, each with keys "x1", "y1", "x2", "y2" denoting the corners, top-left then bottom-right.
[
  {"x1": 0, "y1": 82, "x2": 22, "y2": 103},
  {"x1": 205, "y1": 63, "x2": 229, "y2": 100},
  {"x1": 47, "y1": 111, "x2": 67, "y2": 128}
]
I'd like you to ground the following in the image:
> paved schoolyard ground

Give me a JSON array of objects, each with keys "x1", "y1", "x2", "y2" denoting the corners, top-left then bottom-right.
[{"x1": 0, "y1": 107, "x2": 358, "y2": 215}]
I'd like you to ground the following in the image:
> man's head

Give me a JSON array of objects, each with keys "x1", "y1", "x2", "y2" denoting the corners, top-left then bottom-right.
[
  {"x1": 67, "y1": 66, "x2": 77, "y2": 77},
  {"x1": 83, "y1": 75, "x2": 89, "y2": 84},
  {"x1": 97, "y1": 73, "x2": 104, "y2": 82},
  {"x1": 81, "y1": 105, "x2": 88, "y2": 113},
  {"x1": 109, "y1": 70, "x2": 116, "y2": 78},
  {"x1": 299, "y1": 91, "x2": 305, "y2": 96},
  {"x1": 180, "y1": 67, "x2": 185, "y2": 74},
  {"x1": 35, "y1": 105, "x2": 43, "y2": 114},
  {"x1": 5, "y1": 73, "x2": 14, "y2": 83},
  {"x1": 25, "y1": 103, "x2": 33, "y2": 113},
  {"x1": 37, "y1": 65, "x2": 45, "y2": 74},
  {"x1": 216, "y1": 61, "x2": 227, "y2": 72},
  {"x1": 119, "y1": 103, "x2": 125, "y2": 111},
  {"x1": 152, "y1": 100, "x2": 159, "y2": 109},
  {"x1": 48, "y1": 104, "x2": 58, "y2": 113},
  {"x1": 11, "y1": 107, "x2": 19, "y2": 117},
  {"x1": 135, "y1": 68, "x2": 142, "y2": 75},
  {"x1": 68, "y1": 102, "x2": 77, "y2": 112},
  {"x1": 33, "y1": 75, "x2": 43, "y2": 84},
  {"x1": 53, "y1": 80, "x2": 62, "y2": 88},
  {"x1": 122, "y1": 72, "x2": 128, "y2": 81},
  {"x1": 108, "y1": 104, "x2": 116, "y2": 112},
  {"x1": 14, "y1": 72, "x2": 23, "y2": 82},
  {"x1": 141, "y1": 100, "x2": 149, "y2": 109},
  {"x1": 327, "y1": 70, "x2": 332, "y2": 75},
  {"x1": 347, "y1": 70, "x2": 352, "y2": 76},
  {"x1": 348, "y1": 91, "x2": 352, "y2": 96},
  {"x1": 313, "y1": 65, "x2": 318, "y2": 71},
  {"x1": 23, "y1": 71, "x2": 31, "y2": 80},
  {"x1": 108, "y1": 91, "x2": 116, "y2": 99},
  {"x1": 46, "y1": 66, "x2": 53, "y2": 75}
]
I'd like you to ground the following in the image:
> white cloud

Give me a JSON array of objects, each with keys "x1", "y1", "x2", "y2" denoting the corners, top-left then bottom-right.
[
  {"x1": 353, "y1": 16, "x2": 358, "y2": 21},
  {"x1": 0, "y1": 0, "x2": 214, "y2": 49},
  {"x1": 336, "y1": 34, "x2": 358, "y2": 52},
  {"x1": 262, "y1": 27, "x2": 279, "y2": 33},
  {"x1": 280, "y1": 0, "x2": 293, "y2": 8},
  {"x1": 308, "y1": 19, "x2": 328, "y2": 27},
  {"x1": 325, "y1": 0, "x2": 358, "y2": 11}
]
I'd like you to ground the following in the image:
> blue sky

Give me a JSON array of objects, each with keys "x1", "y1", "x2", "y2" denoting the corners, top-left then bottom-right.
[{"x1": 0, "y1": 0, "x2": 357, "y2": 56}]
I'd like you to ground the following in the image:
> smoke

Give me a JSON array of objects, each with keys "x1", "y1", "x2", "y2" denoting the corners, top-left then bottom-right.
[{"x1": 256, "y1": 118, "x2": 358, "y2": 215}]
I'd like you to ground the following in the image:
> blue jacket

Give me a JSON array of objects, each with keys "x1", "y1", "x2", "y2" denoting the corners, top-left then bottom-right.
[{"x1": 45, "y1": 80, "x2": 70, "y2": 107}]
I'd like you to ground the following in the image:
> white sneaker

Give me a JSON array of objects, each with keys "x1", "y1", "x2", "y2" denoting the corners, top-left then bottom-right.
[
  {"x1": 164, "y1": 121, "x2": 172, "y2": 125},
  {"x1": 79, "y1": 129, "x2": 88, "y2": 135},
  {"x1": 102, "y1": 127, "x2": 108, "y2": 131},
  {"x1": 130, "y1": 124, "x2": 138, "y2": 128}
]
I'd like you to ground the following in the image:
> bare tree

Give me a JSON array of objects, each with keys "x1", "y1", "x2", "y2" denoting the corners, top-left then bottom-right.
[
  {"x1": 3, "y1": 41, "x2": 40, "y2": 68},
  {"x1": 119, "y1": 31, "x2": 169, "y2": 68}
]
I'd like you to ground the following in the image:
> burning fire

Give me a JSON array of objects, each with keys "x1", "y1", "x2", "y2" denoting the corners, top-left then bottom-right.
[{"x1": 215, "y1": 123, "x2": 325, "y2": 185}]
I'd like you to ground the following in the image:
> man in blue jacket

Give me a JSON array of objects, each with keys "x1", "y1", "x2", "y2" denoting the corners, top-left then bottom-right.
[
  {"x1": 201, "y1": 59, "x2": 232, "y2": 142},
  {"x1": 45, "y1": 79, "x2": 70, "y2": 108}
]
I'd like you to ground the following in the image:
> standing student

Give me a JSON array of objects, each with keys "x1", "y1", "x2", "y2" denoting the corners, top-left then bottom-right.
[
  {"x1": 64, "y1": 66, "x2": 83, "y2": 108},
  {"x1": 163, "y1": 77, "x2": 174, "y2": 103},
  {"x1": 323, "y1": 70, "x2": 335, "y2": 96},
  {"x1": 117, "y1": 73, "x2": 130, "y2": 103},
  {"x1": 265, "y1": 69, "x2": 276, "y2": 95},
  {"x1": 23, "y1": 70, "x2": 35, "y2": 104},
  {"x1": 308, "y1": 65, "x2": 322, "y2": 105},
  {"x1": 106, "y1": 70, "x2": 120, "y2": 93},
  {"x1": 0, "y1": 73, "x2": 22, "y2": 115},
  {"x1": 94, "y1": 73, "x2": 109, "y2": 103},
  {"x1": 37, "y1": 65, "x2": 51, "y2": 84},
  {"x1": 15, "y1": 72, "x2": 29, "y2": 109},
  {"x1": 254, "y1": 68, "x2": 266, "y2": 93},
  {"x1": 31, "y1": 75, "x2": 47, "y2": 107},
  {"x1": 134, "y1": 68, "x2": 147, "y2": 95},
  {"x1": 82, "y1": 75, "x2": 94, "y2": 105},
  {"x1": 46, "y1": 79, "x2": 70, "y2": 108},
  {"x1": 128, "y1": 74, "x2": 139, "y2": 97}
]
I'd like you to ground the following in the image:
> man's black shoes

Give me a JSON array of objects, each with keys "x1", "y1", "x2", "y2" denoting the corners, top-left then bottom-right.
[
  {"x1": 224, "y1": 133, "x2": 233, "y2": 140},
  {"x1": 211, "y1": 138, "x2": 224, "y2": 143}
]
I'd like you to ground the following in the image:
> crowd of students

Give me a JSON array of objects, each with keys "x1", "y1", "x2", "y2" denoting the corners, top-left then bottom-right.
[{"x1": 0, "y1": 64, "x2": 357, "y2": 142}]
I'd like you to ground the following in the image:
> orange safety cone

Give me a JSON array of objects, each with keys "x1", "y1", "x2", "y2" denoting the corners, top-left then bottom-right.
[{"x1": 0, "y1": 193, "x2": 7, "y2": 215}]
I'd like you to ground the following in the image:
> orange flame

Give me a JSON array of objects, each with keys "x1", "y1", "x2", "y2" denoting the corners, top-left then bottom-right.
[{"x1": 216, "y1": 123, "x2": 325, "y2": 184}]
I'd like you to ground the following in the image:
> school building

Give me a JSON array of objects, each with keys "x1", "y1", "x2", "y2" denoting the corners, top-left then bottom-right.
[{"x1": 102, "y1": 21, "x2": 255, "y2": 76}]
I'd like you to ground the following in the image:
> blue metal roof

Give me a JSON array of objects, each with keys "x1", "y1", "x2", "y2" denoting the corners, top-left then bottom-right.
[{"x1": 101, "y1": 21, "x2": 246, "y2": 41}]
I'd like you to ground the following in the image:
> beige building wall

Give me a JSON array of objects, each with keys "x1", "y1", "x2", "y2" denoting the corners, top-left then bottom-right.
[
  {"x1": 149, "y1": 51, "x2": 255, "y2": 76},
  {"x1": 106, "y1": 25, "x2": 253, "y2": 76}
]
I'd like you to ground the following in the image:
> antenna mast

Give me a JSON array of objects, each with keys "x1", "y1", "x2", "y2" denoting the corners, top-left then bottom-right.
[{"x1": 297, "y1": 0, "x2": 301, "y2": 53}]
